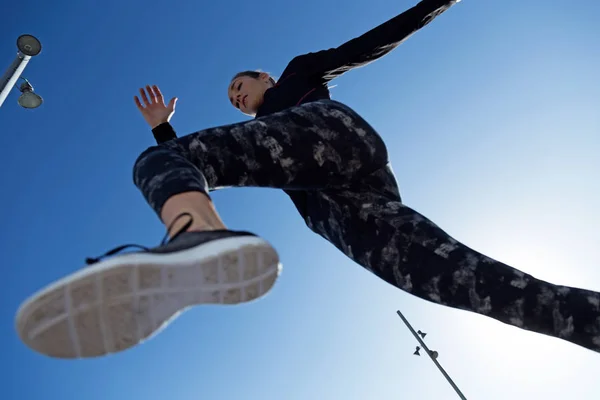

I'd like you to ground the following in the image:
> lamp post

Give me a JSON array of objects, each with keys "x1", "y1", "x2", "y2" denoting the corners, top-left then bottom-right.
[
  {"x1": 0, "y1": 34, "x2": 43, "y2": 109},
  {"x1": 396, "y1": 309, "x2": 467, "y2": 399}
]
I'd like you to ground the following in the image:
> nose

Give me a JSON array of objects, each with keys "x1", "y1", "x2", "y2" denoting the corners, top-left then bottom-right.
[{"x1": 236, "y1": 93, "x2": 246, "y2": 108}]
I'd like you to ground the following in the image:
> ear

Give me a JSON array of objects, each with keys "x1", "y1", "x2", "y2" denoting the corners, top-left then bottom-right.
[{"x1": 258, "y1": 72, "x2": 271, "y2": 82}]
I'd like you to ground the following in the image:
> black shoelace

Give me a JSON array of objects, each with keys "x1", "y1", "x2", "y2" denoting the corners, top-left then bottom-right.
[{"x1": 85, "y1": 212, "x2": 194, "y2": 265}]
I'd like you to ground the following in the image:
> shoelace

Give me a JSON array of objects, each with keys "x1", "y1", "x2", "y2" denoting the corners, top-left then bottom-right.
[{"x1": 85, "y1": 212, "x2": 194, "y2": 265}]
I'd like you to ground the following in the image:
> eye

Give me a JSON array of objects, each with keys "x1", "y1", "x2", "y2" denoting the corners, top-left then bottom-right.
[
  {"x1": 238, "y1": 82, "x2": 242, "y2": 91},
  {"x1": 235, "y1": 101, "x2": 240, "y2": 109}
]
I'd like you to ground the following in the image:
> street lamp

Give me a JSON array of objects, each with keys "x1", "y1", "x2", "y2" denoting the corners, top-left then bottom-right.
[
  {"x1": 0, "y1": 34, "x2": 43, "y2": 108},
  {"x1": 17, "y1": 78, "x2": 43, "y2": 109},
  {"x1": 395, "y1": 310, "x2": 468, "y2": 399}
]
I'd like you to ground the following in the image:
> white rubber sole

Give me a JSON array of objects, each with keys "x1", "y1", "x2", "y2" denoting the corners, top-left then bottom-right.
[{"x1": 15, "y1": 235, "x2": 281, "y2": 359}]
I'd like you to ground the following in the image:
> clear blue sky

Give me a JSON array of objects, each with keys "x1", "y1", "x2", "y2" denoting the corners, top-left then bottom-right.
[{"x1": 2, "y1": 0, "x2": 600, "y2": 398}]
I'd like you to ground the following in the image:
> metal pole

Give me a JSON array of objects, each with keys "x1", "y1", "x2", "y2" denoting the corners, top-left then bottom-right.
[
  {"x1": 396, "y1": 310, "x2": 467, "y2": 400},
  {"x1": 0, "y1": 52, "x2": 31, "y2": 107},
  {"x1": 1, "y1": 35, "x2": 42, "y2": 109}
]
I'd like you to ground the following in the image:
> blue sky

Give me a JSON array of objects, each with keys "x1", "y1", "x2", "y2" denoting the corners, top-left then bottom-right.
[{"x1": 2, "y1": 0, "x2": 600, "y2": 398}]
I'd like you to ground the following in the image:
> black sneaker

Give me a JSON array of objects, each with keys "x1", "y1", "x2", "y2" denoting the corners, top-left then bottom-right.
[{"x1": 15, "y1": 214, "x2": 281, "y2": 359}]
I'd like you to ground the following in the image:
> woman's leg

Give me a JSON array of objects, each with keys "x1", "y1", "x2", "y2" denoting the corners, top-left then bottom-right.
[
  {"x1": 133, "y1": 99, "x2": 388, "y2": 234},
  {"x1": 307, "y1": 165, "x2": 600, "y2": 353},
  {"x1": 16, "y1": 100, "x2": 390, "y2": 359}
]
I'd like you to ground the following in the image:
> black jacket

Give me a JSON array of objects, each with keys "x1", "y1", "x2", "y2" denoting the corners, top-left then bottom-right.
[
  {"x1": 152, "y1": 0, "x2": 458, "y2": 217},
  {"x1": 153, "y1": 0, "x2": 457, "y2": 143},
  {"x1": 255, "y1": 0, "x2": 458, "y2": 118}
]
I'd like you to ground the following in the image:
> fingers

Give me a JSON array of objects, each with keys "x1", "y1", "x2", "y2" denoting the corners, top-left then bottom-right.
[
  {"x1": 135, "y1": 84, "x2": 173, "y2": 114},
  {"x1": 146, "y1": 85, "x2": 158, "y2": 103},
  {"x1": 153, "y1": 85, "x2": 164, "y2": 104},
  {"x1": 139, "y1": 87, "x2": 151, "y2": 107},
  {"x1": 136, "y1": 85, "x2": 166, "y2": 108},
  {"x1": 167, "y1": 97, "x2": 178, "y2": 111},
  {"x1": 134, "y1": 95, "x2": 144, "y2": 110}
]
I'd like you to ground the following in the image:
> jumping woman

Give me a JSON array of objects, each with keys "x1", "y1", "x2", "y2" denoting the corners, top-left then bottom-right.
[{"x1": 17, "y1": 0, "x2": 600, "y2": 359}]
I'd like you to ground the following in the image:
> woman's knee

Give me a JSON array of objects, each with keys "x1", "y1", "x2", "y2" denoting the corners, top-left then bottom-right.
[{"x1": 132, "y1": 143, "x2": 176, "y2": 188}]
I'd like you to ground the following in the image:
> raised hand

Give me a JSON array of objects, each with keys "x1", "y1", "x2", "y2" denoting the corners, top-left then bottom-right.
[{"x1": 134, "y1": 85, "x2": 177, "y2": 129}]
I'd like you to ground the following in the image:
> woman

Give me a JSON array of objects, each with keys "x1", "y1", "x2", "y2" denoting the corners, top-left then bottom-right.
[{"x1": 17, "y1": 0, "x2": 600, "y2": 359}]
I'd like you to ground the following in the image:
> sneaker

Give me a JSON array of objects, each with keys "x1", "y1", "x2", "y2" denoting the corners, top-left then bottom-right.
[{"x1": 15, "y1": 214, "x2": 281, "y2": 359}]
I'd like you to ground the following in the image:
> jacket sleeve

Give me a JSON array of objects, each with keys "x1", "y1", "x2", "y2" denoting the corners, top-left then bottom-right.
[
  {"x1": 298, "y1": 0, "x2": 459, "y2": 81},
  {"x1": 152, "y1": 122, "x2": 178, "y2": 144}
]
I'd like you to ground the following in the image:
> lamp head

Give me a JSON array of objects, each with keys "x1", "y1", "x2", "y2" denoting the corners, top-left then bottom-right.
[
  {"x1": 17, "y1": 34, "x2": 42, "y2": 57},
  {"x1": 18, "y1": 80, "x2": 43, "y2": 109}
]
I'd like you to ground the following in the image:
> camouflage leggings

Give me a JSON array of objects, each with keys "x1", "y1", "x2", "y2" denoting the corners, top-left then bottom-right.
[{"x1": 133, "y1": 100, "x2": 600, "y2": 353}]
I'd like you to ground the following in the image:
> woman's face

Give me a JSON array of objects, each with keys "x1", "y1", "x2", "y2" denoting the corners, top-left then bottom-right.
[{"x1": 228, "y1": 73, "x2": 273, "y2": 116}]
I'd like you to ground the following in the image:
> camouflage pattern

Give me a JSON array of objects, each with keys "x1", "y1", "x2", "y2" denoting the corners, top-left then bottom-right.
[{"x1": 133, "y1": 99, "x2": 600, "y2": 353}]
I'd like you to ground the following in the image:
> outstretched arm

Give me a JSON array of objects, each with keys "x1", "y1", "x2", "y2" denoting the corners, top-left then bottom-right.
[{"x1": 296, "y1": 0, "x2": 460, "y2": 81}]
